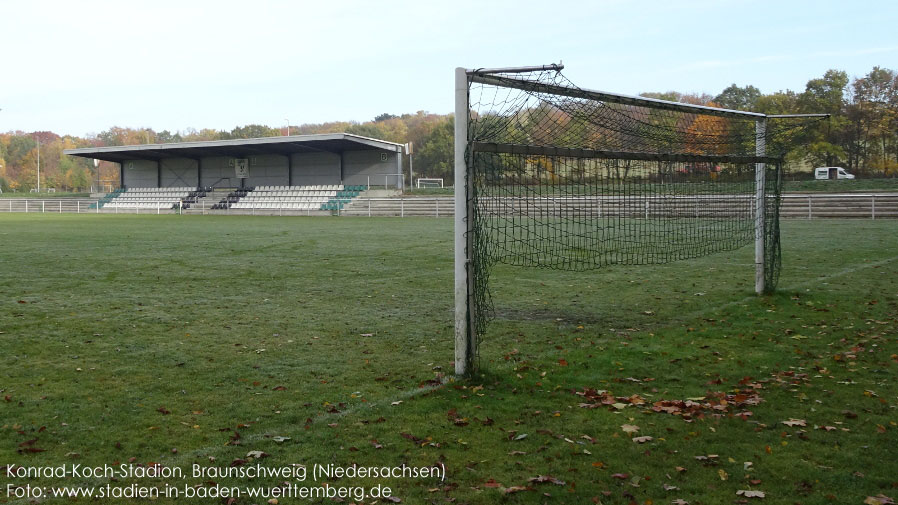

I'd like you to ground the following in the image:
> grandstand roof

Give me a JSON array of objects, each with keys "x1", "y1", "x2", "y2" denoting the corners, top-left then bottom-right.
[{"x1": 64, "y1": 133, "x2": 404, "y2": 163}]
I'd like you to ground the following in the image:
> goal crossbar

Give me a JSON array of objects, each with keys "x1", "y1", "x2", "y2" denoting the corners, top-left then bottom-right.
[{"x1": 470, "y1": 73, "x2": 767, "y2": 120}]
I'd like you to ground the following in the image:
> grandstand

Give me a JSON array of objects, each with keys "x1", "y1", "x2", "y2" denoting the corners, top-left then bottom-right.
[
  {"x1": 63, "y1": 134, "x2": 405, "y2": 197},
  {"x1": 222, "y1": 184, "x2": 366, "y2": 211},
  {"x1": 101, "y1": 187, "x2": 201, "y2": 210}
]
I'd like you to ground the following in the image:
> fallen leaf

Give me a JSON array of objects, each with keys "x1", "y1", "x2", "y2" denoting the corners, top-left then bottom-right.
[
  {"x1": 864, "y1": 495, "x2": 896, "y2": 505},
  {"x1": 528, "y1": 475, "x2": 565, "y2": 486},
  {"x1": 782, "y1": 419, "x2": 806, "y2": 427},
  {"x1": 633, "y1": 436, "x2": 653, "y2": 443},
  {"x1": 736, "y1": 490, "x2": 766, "y2": 498},
  {"x1": 621, "y1": 424, "x2": 640, "y2": 434}
]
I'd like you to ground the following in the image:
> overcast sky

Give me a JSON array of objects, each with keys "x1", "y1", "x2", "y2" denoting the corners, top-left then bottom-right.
[{"x1": 1, "y1": 0, "x2": 896, "y2": 137}]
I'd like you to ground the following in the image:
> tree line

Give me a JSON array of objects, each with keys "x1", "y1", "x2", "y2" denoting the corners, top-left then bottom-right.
[{"x1": 1, "y1": 66, "x2": 894, "y2": 193}]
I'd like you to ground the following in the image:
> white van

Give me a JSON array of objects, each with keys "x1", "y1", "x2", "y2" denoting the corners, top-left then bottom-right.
[{"x1": 814, "y1": 167, "x2": 855, "y2": 180}]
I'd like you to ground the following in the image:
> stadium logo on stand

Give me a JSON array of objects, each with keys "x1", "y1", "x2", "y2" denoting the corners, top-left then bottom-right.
[{"x1": 234, "y1": 158, "x2": 249, "y2": 179}]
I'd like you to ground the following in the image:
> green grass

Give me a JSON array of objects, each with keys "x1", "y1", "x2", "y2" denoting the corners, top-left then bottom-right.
[
  {"x1": 404, "y1": 187, "x2": 454, "y2": 196},
  {"x1": 1, "y1": 215, "x2": 896, "y2": 504},
  {"x1": 784, "y1": 177, "x2": 898, "y2": 193}
]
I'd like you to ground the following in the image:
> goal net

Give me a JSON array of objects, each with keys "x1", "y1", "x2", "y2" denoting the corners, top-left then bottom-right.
[
  {"x1": 416, "y1": 178, "x2": 445, "y2": 188},
  {"x1": 454, "y1": 64, "x2": 824, "y2": 375}
]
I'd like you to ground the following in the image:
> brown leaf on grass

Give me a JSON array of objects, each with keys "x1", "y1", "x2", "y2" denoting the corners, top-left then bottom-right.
[
  {"x1": 419, "y1": 377, "x2": 442, "y2": 388},
  {"x1": 621, "y1": 424, "x2": 640, "y2": 434},
  {"x1": 447, "y1": 408, "x2": 469, "y2": 427},
  {"x1": 672, "y1": 500, "x2": 689, "y2": 505},
  {"x1": 736, "y1": 490, "x2": 766, "y2": 498},
  {"x1": 230, "y1": 459, "x2": 247, "y2": 467},
  {"x1": 558, "y1": 359, "x2": 568, "y2": 366},
  {"x1": 156, "y1": 407, "x2": 171, "y2": 415},
  {"x1": 18, "y1": 439, "x2": 38, "y2": 447},
  {"x1": 611, "y1": 473, "x2": 630, "y2": 479},
  {"x1": 864, "y1": 495, "x2": 896, "y2": 505},
  {"x1": 782, "y1": 419, "x2": 806, "y2": 427},
  {"x1": 528, "y1": 475, "x2": 565, "y2": 486},
  {"x1": 501, "y1": 486, "x2": 531, "y2": 495},
  {"x1": 272, "y1": 385, "x2": 287, "y2": 391},
  {"x1": 482, "y1": 479, "x2": 502, "y2": 488},
  {"x1": 370, "y1": 440, "x2": 383, "y2": 449},
  {"x1": 632, "y1": 436, "x2": 653, "y2": 444},
  {"x1": 575, "y1": 387, "x2": 761, "y2": 421},
  {"x1": 400, "y1": 432, "x2": 425, "y2": 444}
]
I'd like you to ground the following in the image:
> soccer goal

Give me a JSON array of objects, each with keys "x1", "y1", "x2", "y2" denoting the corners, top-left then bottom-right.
[
  {"x1": 454, "y1": 64, "x2": 826, "y2": 375},
  {"x1": 416, "y1": 178, "x2": 444, "y2": 188}
]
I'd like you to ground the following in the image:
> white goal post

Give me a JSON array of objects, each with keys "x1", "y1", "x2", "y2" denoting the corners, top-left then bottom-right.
[{"x1": 416, "y1": 178, "x2": 444, "y2": 188}]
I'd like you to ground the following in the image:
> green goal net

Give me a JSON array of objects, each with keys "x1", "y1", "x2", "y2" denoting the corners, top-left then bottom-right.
[{"x1": 454, "y1": 64, "x2": 824, "y2": 375}]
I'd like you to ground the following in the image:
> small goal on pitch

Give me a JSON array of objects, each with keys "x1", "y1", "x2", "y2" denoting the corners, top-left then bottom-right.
[{"x1": 416, "y1": 178, "x2": 444, "y2": 189}]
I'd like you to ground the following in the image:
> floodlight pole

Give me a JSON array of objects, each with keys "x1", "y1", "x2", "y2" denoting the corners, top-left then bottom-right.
[
  {"x1": 454, "y1": 67, "x2": 474, "y2": 376},
  {"x1": 754, "y1": 117, "x2": 767, "y2": 295}
]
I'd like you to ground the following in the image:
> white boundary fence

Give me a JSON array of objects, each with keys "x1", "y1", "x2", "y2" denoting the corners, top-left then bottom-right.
[
  {"x1": 341, "y1": 193, "x2": 898, "y2": 219},
  {"x1": 2, "y1": 193, "x2": 897, "y2": 219},
  {"x1": 0, "y1": 199, "x2": 178, "y2": 214},
  {"x1": 780, "y1": 193, "x2": 898, "y2": 219}
]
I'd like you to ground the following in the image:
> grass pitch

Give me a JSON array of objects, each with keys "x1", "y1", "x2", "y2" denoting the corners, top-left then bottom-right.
[{"x1": 1, "y1": 214, "x2": 896, "y2": 504}]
